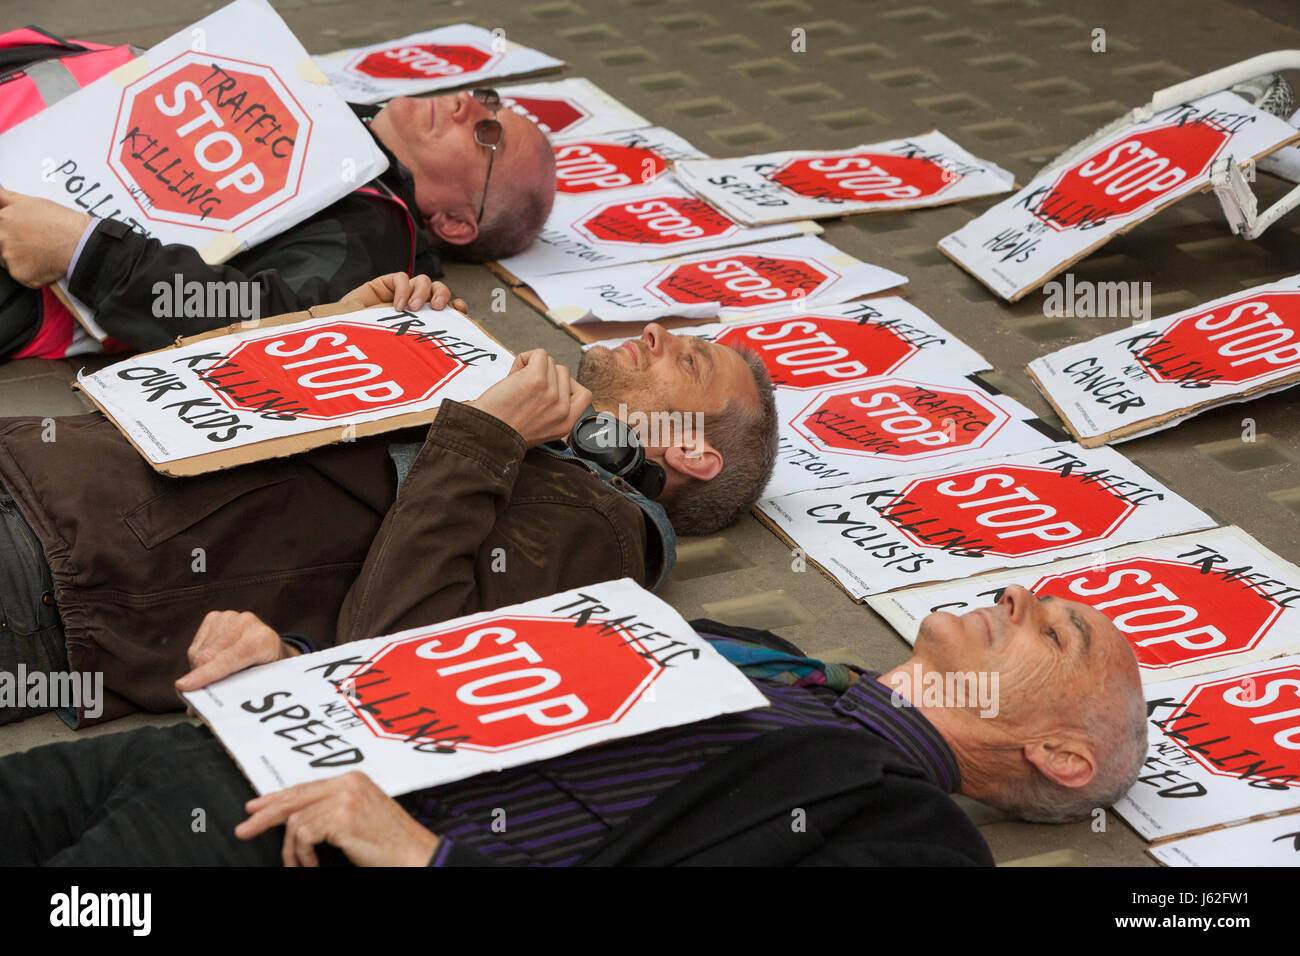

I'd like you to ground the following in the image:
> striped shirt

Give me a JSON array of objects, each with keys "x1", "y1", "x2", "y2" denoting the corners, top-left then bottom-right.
[{"x1": 402, "y1": 637, "x2": 960, "y2": 866}]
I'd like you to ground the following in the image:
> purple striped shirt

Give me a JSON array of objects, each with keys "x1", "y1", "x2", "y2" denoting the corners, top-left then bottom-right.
[{"x1": 406, "y1": 638, "x2": 959, "y2": 866}]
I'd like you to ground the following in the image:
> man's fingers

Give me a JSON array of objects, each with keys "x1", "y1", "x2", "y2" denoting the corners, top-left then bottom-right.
[
  {"x1": 427, "y1": 280, "x2": 450, "y2": 311},
  {"x1": 175, "y1": 643, "x2": 250, "y2": 692},
  {"x1": 451, "y1": 297, "x2": 469, "y2": 315},
  {"x1": 237, "y1": 780, "x2": 331, "y2": 839},
  {"x1": 0, "y1": 188, "x2": 22, "y2": 207},
  {"x1": 391, "y1": 273, "x2": 410, "y2": 311}
]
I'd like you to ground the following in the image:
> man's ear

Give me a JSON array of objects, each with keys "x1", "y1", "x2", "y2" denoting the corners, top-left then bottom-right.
[
  {"x1": 663, "y1": 441, "x2": 722, "y2": 483},
  {"x1": 427, "y1": 209, "x2": 480, "y2": 246},
  {"x1": 1023, "y1": 738, "x2": 1097, "y2": 791}
]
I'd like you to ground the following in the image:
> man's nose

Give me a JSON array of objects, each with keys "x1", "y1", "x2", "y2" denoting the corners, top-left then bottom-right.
[
  {"x1": 642, "y1": 323, "x2": 670, "y2": 357},
  {"x1": 999, "y1": 584, "x2": 1037, "y2": 626}
]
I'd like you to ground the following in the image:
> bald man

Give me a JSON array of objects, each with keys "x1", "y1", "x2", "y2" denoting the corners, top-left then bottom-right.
[
  {"x1": 0, "y1": 89, "x2": 557, "y2": 357},
  {"x1": 0, "y1": 584, "x2": 1147, "y2": 866}
]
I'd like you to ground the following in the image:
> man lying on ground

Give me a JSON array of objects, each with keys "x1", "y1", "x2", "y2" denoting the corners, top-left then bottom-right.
[
  {"x1": 0, "y1": 585, "x2": 1147, "y2": 866},
  {"x1": 0, "y1": 274, "x2": 778, "y2": 726},
  {"x1": 0, "y1": 86, "x2": 553, "y2": 358}
]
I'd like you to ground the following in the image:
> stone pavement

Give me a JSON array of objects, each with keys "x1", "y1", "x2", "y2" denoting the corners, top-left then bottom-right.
[{"x1": 4, "y1": 0, "x2": 1300, "y2": 866}]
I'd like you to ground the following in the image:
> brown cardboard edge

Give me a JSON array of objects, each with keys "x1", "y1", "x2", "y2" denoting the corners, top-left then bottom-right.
[
  {"x1": 75, "y1": 299, "x2": 514, "y2": 477},
  {"x1": 51, "y1": 284, "x2": 102, "y2": 341},
  {"x1": 751, "y1": 506, "x2": 869, "y2": 605}
]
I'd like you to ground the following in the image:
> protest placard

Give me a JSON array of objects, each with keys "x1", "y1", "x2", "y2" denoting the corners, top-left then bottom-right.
[
  {"x1": 938, "y1": 92, "x2": 1300, "y2": 301},
  {"x1": 0, "y1": 0, "x2": 389, "y2": 339},
  {"x1": 494, "y1": 181, "x2": 821, "y2": 283},
  {"x1": 553, "y1": 127, "x2": 706, "y2": 196},
  {"x1": 74, "y1": 302, "x2": 510, "y2": 475},
  {"x1": 762, "y1": 370, "x2": 1063, "y2": 498},
  {"x1": 518, "y1": 236, "x2": 906, "y2": 339},
  {"x1": 312, "y1": 25, "x2": 563, "y2": 105},
  {"x1": 1149, "y1": 814, "x2": 1300, "y2": 866},
  {"x1": 756, "y1": 444, "x2": 1215, "y2": 601},
  {"x1": 867, "y1": 527, "x2": 1300, "y2": 684},
  {"x1": 672, "y1": 131, "x2": 1014, "y2": 226},
  {"x1": 183, "y1": 578, "x2": 768, "y2": 796},
  {"x1": 1114, "y1": 654, "x2": 1300, "y2": 842},
  {"x1": 1027, "y1": 274, "x2": 1300, "y2": 446},
  {"x1": 496, "y1": 77, "x2": 649, "y2": 140},
  {"x1": 588, "y1": 298, "x2": 988, "y2": 390}
]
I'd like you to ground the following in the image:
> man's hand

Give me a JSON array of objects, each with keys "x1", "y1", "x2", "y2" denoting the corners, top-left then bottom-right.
[
  {"x1": 342, "y1": 272, "x2": 468, "y2": 314},
  {"x1": 0, "y1": 189, "x2": 91, "y2": 287},
  {"x1": 236, "y1": 771, "x2": 439, "y2": 866},
  {"x1": 175, "y1": 610, "x2": 297, "y2": 695},
  {"x1": 471, "y1": 348, "x2": 592, "y2": 446}
]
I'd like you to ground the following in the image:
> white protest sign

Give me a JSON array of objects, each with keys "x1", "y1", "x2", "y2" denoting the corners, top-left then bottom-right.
[
  {"x1": 497, "y1": 77, "x2": 649, "y2": 139},
  {"x1": 762, "y1": 370, "x2": 1062, "y2": 498},
  {"x1": 495, "y1": 180, "x2": 821, "y2": 282},
  {"x1": 757, "y1": 444, "x2": 1215, "y2": 601},
  {"x1": 553, "y1": 127, "x2": 706, "y2": 196},
  {"x1": 673, "y1": 131, "x2": 1014, "y2": 226},
  {"x1": 1256, "y1": 109, "x2": 1300, "y2": 182},
  {"x1": 313, "y1": 25, "x2": 563, "y2": 105},
  {"x1": 1150, "y1": 815, "x2": 1300, "y2": 866},
  {"x1": 588, "y1": 298, "x2": 988, "y2": 390},
  {"x1": 184, "y1": 578, "x2": 769, "y2": 797},
  {"x1": 75, "y1": 304, "x2": 509, "y2": 474},
  {"x1": 1027, "y1": 274, "x2": 1300, "y2": 446},
  {"x1": 939, "y1": 92, "x2": 1300, "y2": 301},
  {"x1": 0, "y1": 0, "x2": 388, "y2": 337},
  {"x1": 523, "y1": 236, "x2": 906, "y2": 328},
  {"x1": 1114, "y1": 654, "x2": 1300, "y2": 841},
  {"x1": 867, "y1": 527, "x2": 1300, "y2": 684}
]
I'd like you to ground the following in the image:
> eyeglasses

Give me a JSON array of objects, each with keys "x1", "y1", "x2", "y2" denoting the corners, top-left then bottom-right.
[{"x1": 471, "y1": 89, "x2": 503, "y2": 224}]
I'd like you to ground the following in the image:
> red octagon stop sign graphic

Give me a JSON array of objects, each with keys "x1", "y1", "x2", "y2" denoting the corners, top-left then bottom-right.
[
  {"x1": 349, "y1": 43, "x2": 497, "y2": 80},
  {"x1": 501, "y1": 94, "x2": 589, "y2": 135},
  {"x1": 575, "y1": 195, "x2": 737, "y2": 246},
  {"x1": 219, "y1": 321, "x2": 464, "y2": 421},
  {"x1": 554, "y1": 142, "x2": 666, "y2": 194},
  {"x1": 345, "y1": 615, "x2": 659, "y2": 752},
  {"x1": 110, "y1": 53, "x2": 309, "y2": 230},
  {"x1": 716, "y1": 316, "x2": 915, "y2": 389},
  {"x1": 773, "y1": 152, "x2": 957, "y2": 203},
  {"x1": 792, "y1": 379, "x2": 1009, "y2": 461},
  {"x1": 1175, "y1": 663, "x2": 1300, "y2": 787},
  {"x1": 1031, "y1": 559, "x2": 1284, "y2": 670},
  {"x1": 897, "y1": 464, "x2": 1136, "y2": 559},
  {"x1": 1034, "y1": 119, "x2": 1229, "y2": 231},
  {"x1": 647, "y1": 253, "x2": 839, "y2": 310},
  {"x1": 1136, "y1": 292, "x2": 1300, "y2": 387}
]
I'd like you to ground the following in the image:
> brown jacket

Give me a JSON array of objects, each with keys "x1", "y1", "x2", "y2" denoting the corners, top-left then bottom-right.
[{"x1": 0, "y1": 401, "x2": 663, "y2": 725}]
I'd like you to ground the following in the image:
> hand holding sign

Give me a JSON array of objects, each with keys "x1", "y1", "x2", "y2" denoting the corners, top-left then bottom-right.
[
  {"x1": 472, "y1": 348, "x2": 591, "y2": 446},
  {"x1": 342, "y1": 272, "x2": 469, "y2": 314},
  {"x1": 0, "y1": 188, "x2": 90, "y2": 287},
  {"x1": 237, "y1": 771, "x2": 439, "y2": 866},
  {"x1": 175, "y1": 609, "x2": 299, "y2": 696}
]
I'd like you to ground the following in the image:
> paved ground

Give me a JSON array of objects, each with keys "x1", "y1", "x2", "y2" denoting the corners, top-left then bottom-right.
[{"x1": 4, "y1": 0, "x2": 1300, "y2": 866}]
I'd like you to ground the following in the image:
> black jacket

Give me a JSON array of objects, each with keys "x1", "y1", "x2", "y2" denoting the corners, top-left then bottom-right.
[{"x1": 67, "y1": 118, "x2": 440, "y2": 352}]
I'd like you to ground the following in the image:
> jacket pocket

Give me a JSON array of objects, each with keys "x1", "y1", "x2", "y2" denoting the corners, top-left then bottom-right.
[{"x1": 122, "y1": 466, "x2": 292, "y2": 550}]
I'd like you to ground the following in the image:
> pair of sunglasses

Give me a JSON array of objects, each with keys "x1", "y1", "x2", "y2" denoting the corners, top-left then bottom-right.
[{"x1": 471, "y1": 89, "x2": 503, "y2": 224}]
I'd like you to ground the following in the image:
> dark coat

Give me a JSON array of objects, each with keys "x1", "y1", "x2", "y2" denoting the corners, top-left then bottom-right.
[{"x1": 0, "y1": 401, "x2": 660, "y2": 725}]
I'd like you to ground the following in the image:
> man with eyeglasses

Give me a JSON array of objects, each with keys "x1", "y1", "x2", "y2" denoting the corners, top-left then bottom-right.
[{"x1": 0, "y1": 88, "x2": 555, "y2": 358}]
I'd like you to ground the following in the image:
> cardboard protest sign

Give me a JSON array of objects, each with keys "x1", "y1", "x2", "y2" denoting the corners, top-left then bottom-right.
[
  {"x1": 496, "y1": 77, "x2": 649, "y2": 140},
  {"x1": 519, "y1": 236, "x2": 906, "y2": 338},
  {"x1": 183, "y1": 578, "x2": 768, "y2": 796},
  {"x1": 494, "y1": 181, "x2": 822, "y2": 283},
  {"x1": 763, "y1": 370, "x2": 1062, "y2": 498},
  {"x1": 0, "y1": 0, "x2": 388, "y2": 339},
  {"x1": 1149, "y1": 814, "x2": 1300, "y2": 866},
  {"x1": 756, "y1": 444, "x2": 1215, "y2": 601},
  {"x1": 868, "y1": 527, "x2": 1300, "y2": 684},
  {"x1": 313, "y1": 25, "x2": 563, "y2": 105},
  {"x1": 672, "y1": 131, "x2": 1014, "y2": 226},
  {"x1": 938, "y1": 92, "x2": 1300, "y2": 301},
  {"x1": 589, "y1": 299, "x2": 989, "y2": 391},
  {"x1": 1256, "y1": 109, "x2": 1300, "y2": 182},
  {"x1": 1027, "y1": 274, "x2": 1300, "y2": 446},
  {"x1": 1113, "y1": 654, "x2": 1300, "y2": 841},
  {"x1": 552, "y1": 127, "x2": 706, "y2": 196},
  {"x1": 74, "y1": 303, "x2": 510, "y2": 475}
]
